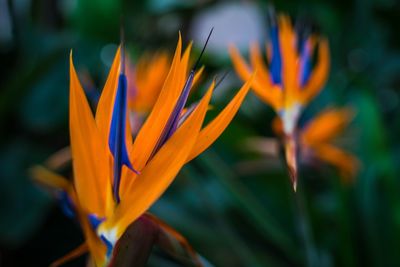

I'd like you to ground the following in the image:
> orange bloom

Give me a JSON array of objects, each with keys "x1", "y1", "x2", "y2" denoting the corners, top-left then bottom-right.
[
  {"x1": 126, "y1": 52, "x2": 170, "y2": 113},
  {"x1": 229, "y1": 12, "x2": 330, "y2": 190},
  {"x1": 32, "y1": 34, "x2": 254, "y2": 266}
]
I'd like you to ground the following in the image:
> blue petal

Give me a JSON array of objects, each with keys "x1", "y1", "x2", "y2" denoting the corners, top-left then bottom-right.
[
  {"x1": 150, "y1": 70, "x2": 195, "y2": 158},
  {"x1": 58, "y1": 192, "x2": 106, "y2": 232},
  {"x1": 58, "y1": 191, "x2": 75, "y2": 218},
  {"x1": 299, "y1": 40, "x2": 312, "y2": 87},
  {"x1": 100, "y1": 234, "x2": 113, "y2": 258},
  {"x1": 109, "y1": 73, "x2": 139, "y2": 203},
  {"x1": 269, "y1": 26, "x2": 282, "y2": 85},
  {"x1": 88, "y1": 214, "x2": 105, "y2": 230}
]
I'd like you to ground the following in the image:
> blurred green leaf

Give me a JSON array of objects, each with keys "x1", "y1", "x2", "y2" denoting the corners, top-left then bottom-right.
[{"x1": 0, "y1": 140, "x2": 51, "y2": 247}]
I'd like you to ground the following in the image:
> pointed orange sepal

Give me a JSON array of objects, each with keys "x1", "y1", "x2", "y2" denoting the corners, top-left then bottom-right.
[
  {"x1": 186, "y1": 72, "x2": 255, "y2": 162},
  {"x1": 69, "y1": 52, "x2": 110, "y2": 217}
]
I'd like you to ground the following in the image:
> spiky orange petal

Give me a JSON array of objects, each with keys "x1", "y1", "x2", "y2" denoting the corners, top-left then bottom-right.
[
  {"x1": 130, "y1": 34, "x2": 184, "y2": 171},
  {"x1": 69, "y1": 53, "x2": 110, "y2": 216},
  {"x1": 300, "y1": 38, "x2": 330, "y2": 104},
  {"x1": 301, "y1": 108, "x2": 354, "y2": 146},
  {"x1": 186, "y1": 73, "x2": 255, "y2": 162}
]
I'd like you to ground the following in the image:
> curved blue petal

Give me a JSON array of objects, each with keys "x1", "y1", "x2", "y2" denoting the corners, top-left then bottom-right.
[
  {"x1": 150, "y1": 70, "x2": 195, "y2": 158},
  {"x1": 299, "y1": 39, "x2": 312, "y2": 87},
  {"x1": 88, "y1": 214, "x2": 105, "y2": 230},
  {"x1": 100, "y1": 234, "x2": 114, "y2": 258},
  {"x1": 58, "y1": 191, "x2": 75, "y2": 218},
  {"x1": 269, "y1": 26, "x2": 282, "y2": 85},
  {"x1": 109, "y1": 73, "x2": 139, "y2": 203}
]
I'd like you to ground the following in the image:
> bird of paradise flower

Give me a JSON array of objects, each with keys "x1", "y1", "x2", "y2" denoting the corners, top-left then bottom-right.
[
  {"x1": 31, "y1": 33, "x2": 254, "y2": 267},
  {"x1": 127, "y1": 52, "x2": 170, "y2": 114},
  {"x1": 125, "y1": 52, "x2": 170, "y2": 135},
  {"x1": 229, "y1": 11, "x2": 329, "y2": 190}
]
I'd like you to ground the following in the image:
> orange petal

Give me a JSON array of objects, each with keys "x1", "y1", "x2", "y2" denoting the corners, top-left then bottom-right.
[
  {"x1": 228, "y1": 45, "x2": 253, "y2": 82},
  {"x1": 255, "y1": 80, "x2": 283, "y2": 110},
  {"x1": 229, "y1": 45, "x2": 282, "y2": 110},
  {"x1": 69, "y1": 52, "x2": 110, "y2": 216},
  {"x1": 301, "y1": 108, "x2": 354, "y2": 146},
  {"x1": 101, "y1": 81, "x2": 214, "y2": 240},
  {"x1": 186, "y1": 73, "x2": 254, "y2": 162},
  {"x1": 130, "y1": 34, "x2": 184, "y2": 171},
  {"x1": 300, "y1": 38, "x2": 330, "y2": 104},
  {"x1": 249, "y1": 42, "x2": 272, "y2": 86},
  {"x1": 277, "y1": 15, "x2": 299, "y2": 106},
  {"x1": 95, "y1": 47, "x2": 121, "y2": 142},
  {"x1": 180, "y1": 41, "x2": 193, "y2": 80},
  {"x1": 193, "y1": 66, "x2": 204, "y2": 87},
  {"x1": 313, "y1": 144, "x2": 359, "y2": 182},
  {"x1": 249, "y1": 42, "x2": 283, "y2": 109},
  {"x1": 68, "y1": 188, "x2": 108, "y2": 266},
  {"x1": 130, "y1": 52, "x2": 170, "y2": 113},
  {"x1": 30, "y1": 165, "x2": 71, "y2": 192},
  {"x1": 93, "y1": 47, "x2": 123, "y2": 198}
]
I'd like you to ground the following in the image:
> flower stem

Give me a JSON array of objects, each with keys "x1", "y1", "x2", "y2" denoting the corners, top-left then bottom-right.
[{"x1": 293, "y1": 183, "x2": 318, "y2": 267}]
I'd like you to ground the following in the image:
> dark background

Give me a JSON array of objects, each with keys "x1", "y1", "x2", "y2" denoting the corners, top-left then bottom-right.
[{"x1": 1, "y1": 0, "x2": 400, "y2": 266}]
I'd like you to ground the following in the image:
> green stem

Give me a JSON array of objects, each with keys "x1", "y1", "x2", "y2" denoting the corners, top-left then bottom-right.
[{"x1": 293, "y1": 183, "x2": 318, "y2": 267}]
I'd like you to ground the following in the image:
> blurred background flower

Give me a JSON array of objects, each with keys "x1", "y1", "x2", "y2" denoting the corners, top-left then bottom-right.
[
  {"x1": 229, "y1": 10, "x2": 330, "y2": 190},
  {"x1": 1, "y1": 0, "x2": 400, "y2": 266}
]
